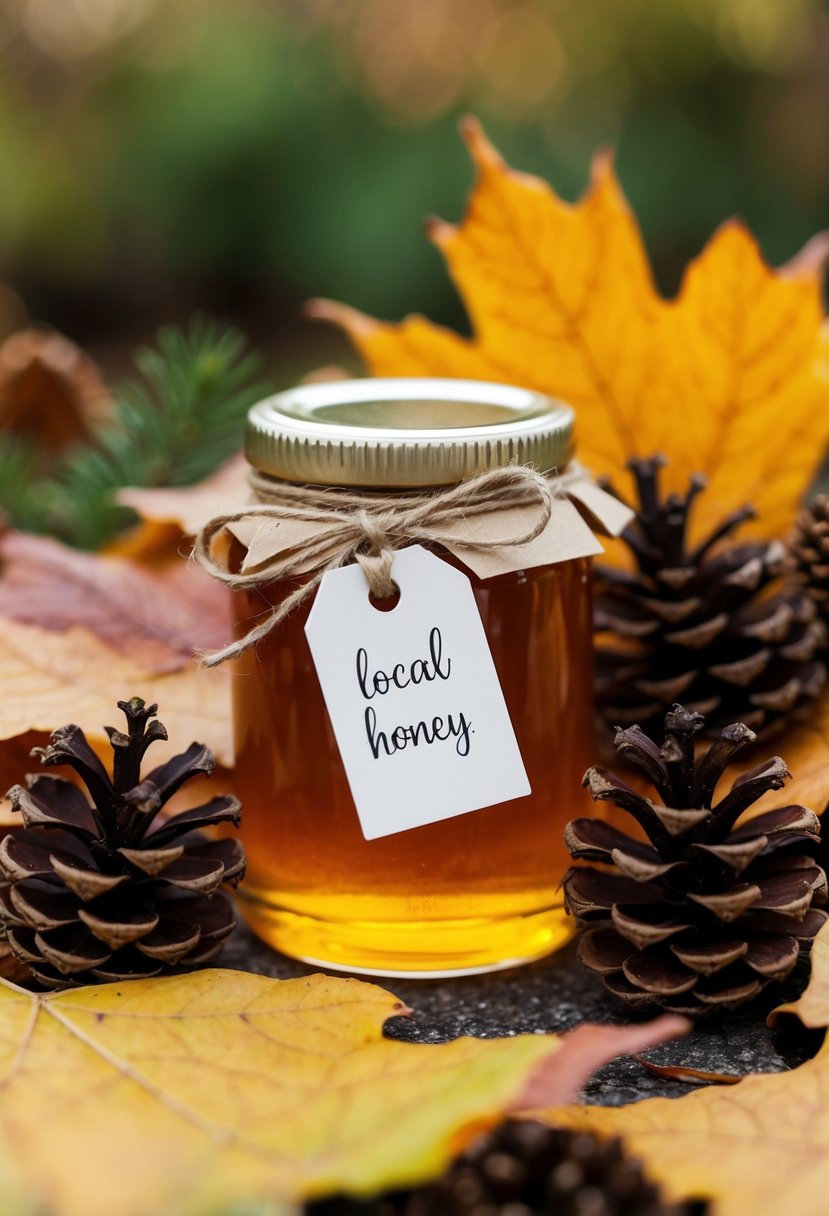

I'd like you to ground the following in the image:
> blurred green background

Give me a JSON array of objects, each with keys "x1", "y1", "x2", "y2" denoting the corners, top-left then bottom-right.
[{"x1": 0, "y1": 0, "x2": 827, "y2": 379}]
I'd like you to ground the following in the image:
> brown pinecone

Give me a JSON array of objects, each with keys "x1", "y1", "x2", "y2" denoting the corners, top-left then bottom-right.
[
  {"x1": 305, "y1": 1119, "x2": 705, "y2": 1215},
  {"x1": 789, "y1": 494, "x2": 829, "y2": 608},
  {"x1": 595, "y1": 456, "x2": 827, "y2": 740},
  {"x1": 0, "y1": 696, "x2": 244, "y2": 988},
  {"x1": 564, "y1": 704, "x2": 827, "y2": 1016}
]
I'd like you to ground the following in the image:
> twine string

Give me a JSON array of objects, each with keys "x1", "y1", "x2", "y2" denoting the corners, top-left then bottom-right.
[{"x1": 194, "y1": 463, "x2": 579, "y2": 666}]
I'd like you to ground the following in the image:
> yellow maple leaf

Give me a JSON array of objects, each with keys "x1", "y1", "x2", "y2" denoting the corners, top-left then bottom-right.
[
  {"x1": 311, "y1": 118, "x2": 829, "y2": 544},
  {"x1": 0, "y1": 968, "x2": 682, "y2": 1216},
  {"x1": 541, "y1": 918, "x2": 829, "y2": 1216}
]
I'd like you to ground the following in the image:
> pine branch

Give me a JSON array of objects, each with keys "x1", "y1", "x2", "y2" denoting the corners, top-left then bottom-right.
[
  {"x1": 30, "y1": 318, "x2": 267, "y2": 550},
  {"x1": 0, "y1": 435, "x2": 55, "y2": 534}
]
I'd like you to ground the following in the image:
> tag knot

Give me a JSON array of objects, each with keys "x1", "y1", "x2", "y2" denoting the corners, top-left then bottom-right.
[{"x1": 354, "y1": 509, "x2": 397, "y2": 600}]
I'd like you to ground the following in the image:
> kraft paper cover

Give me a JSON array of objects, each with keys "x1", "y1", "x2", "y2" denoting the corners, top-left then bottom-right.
[{"x1": 228, "y1": 476, "x2": 631, "y2": 580}]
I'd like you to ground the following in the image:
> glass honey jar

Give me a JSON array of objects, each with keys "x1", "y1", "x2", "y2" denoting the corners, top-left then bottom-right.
[{"x1": 213, "y1": 378, "x2": 622, "y2": 977}]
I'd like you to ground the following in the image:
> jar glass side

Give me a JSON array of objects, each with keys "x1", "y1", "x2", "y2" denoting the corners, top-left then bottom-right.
[{"x1": 228, "y1": 541, "x2": 594, "y2": 976}]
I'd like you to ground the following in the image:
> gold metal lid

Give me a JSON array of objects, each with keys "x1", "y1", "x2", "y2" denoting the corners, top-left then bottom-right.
[{"x1": 245, "y1": 378, "x2": 575, "y2": 488}]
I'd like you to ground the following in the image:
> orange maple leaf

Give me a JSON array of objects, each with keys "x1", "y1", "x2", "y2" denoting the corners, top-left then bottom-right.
[{"x1": 311, "y1": 118, "x2": 829, "y2": 545}]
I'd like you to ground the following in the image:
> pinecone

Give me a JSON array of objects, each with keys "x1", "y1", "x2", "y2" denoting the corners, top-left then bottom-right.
[
  {"x1": 789, "y1": 494, "x2": 829, "y2": 608},
  {"x1": 595, "y1": 456, "x2": 827, "y2": 740},
  {"x1": 564, "y1": 704, "x2": 827, "y2": 1016},
  {"x1": 0, "y1": 697, "x2": 245, "y2": 988},
  {"x1": 306, "y1": 1119, "x2": 705, "y2": 1216}
]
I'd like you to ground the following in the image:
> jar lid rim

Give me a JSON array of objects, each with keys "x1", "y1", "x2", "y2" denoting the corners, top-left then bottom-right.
[{"x1": 246, "y1": 377, "x2": 575, "y2": 488}]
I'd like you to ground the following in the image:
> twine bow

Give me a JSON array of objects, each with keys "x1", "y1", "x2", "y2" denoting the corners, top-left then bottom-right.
[{"x1": 194, "y1": 464, "x2": 573, "y2": 666}]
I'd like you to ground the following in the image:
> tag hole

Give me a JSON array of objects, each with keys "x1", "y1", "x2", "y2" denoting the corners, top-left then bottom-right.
[{"x1": 369, "y1": 583, "x2": 401, "y2": 613}]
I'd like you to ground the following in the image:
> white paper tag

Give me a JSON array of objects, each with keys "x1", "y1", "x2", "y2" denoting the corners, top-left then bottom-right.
[{"x1": 305, "y1": 545, "x2": 531, "y2": 840}]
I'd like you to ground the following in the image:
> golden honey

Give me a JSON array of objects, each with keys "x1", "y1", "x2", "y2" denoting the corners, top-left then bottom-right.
[
  {"x1": 232, "y1": 553, "x2": 593, "y2": 975},
  {"x1": 226, "y1": 378, "x2": 600, "y2": 975}
]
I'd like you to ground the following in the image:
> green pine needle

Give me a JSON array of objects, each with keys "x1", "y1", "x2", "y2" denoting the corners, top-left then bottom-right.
[
  {"x1": 0, "y1": 434, "x2": 63, "y2": 535},
  {"x1": 1, "y1": 317, "x2": 268, "y2": 550}
]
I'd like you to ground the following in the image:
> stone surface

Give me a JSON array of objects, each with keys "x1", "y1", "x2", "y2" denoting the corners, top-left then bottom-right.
[{"x1": 220, "y1": 922, "x2": 819, "y2": 1106}]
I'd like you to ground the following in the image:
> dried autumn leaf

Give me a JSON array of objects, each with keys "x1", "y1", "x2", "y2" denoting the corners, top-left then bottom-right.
[
  {"x1": 0, "y1": 327, "x2": 111, "y2": 454},
  {"x1": 0, "y1": 528, "x2": 234, "y2": 802},
  {"x1": 771, "y1": 915, "x2": 829, "y2": 1029},
  {"x1": 0, "y1": 618, "x2": 232, "y2": 767},
  {"x1": 101, "y1": 519, "x2": 194, "y2": 565},
  {"x1": 732, "y1": 687, "x2": 829, "y2": 818},
  {"x1": 0, "y1": 530, "x2": 230, "y2": 672},
  {"x1": 107, "y1": 455, "x2": 250, "y2": 568},
  {"x1": 543, "y1": 1053, "x2": 829, "y2": 1216},
  {"x1": 116, "y1": 452, "x2": 249, "y2": 540},
  {"x1": 0, "y1": 969, "x2": 682, "y2": 1216},
  {"x1": 634, "y1": 1056, "x2": 742, "y2": 1086},
  {"x1": 313, "y1": 118, "x2": 829, "y2": 545},
  {"x1": 0, "y1": 732, "x2": 56, "y2": 825},
  {"x1": 542, "y1": 918, "x2": 829, "y2": 1216}
]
